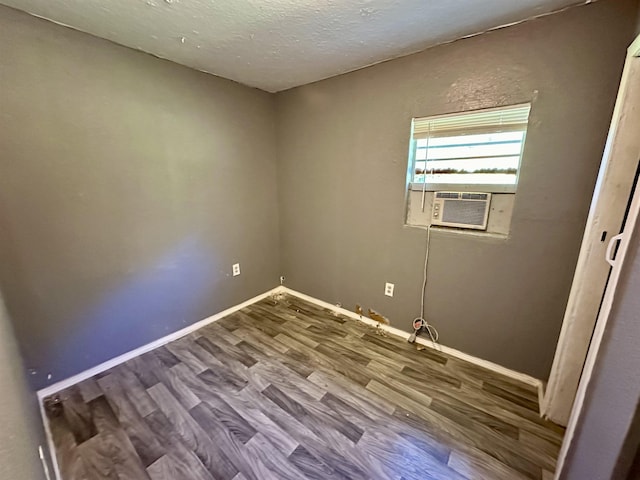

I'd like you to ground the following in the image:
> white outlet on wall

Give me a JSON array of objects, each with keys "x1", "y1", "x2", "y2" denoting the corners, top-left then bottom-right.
[
  {"x1": 232, "y1": 263, "x2": 241, "y2": 276},
  {"x1": 385, "y1": 282, "x2": 394, "y2": 297}
]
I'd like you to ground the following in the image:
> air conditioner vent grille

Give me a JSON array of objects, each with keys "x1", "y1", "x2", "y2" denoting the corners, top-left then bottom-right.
[
  {"x1": 435, "y1": 192, "x2": 460, "y2": 199},
  {"x1": 431, "y1": 191, "x2": 491, "y2": 230},
  {"x1": 461, "y1": 193, "x2": 489, "y2": 200},
  {"x1": 442, "y1": 200, "x2": 486, "y2": 226}
]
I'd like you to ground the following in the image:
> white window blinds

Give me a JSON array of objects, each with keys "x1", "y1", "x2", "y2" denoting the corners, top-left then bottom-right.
[
  {"x1": 412, "y1": 103, "x2": 532, "y2": 139},
  {"x1": 409, "y1": 103, "x2": 532, "y2": 192}
]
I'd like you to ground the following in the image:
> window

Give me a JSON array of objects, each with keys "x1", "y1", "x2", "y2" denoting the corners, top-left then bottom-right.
[{"x1": 409, "y1": 103, "x2": 531, "y2": 193}]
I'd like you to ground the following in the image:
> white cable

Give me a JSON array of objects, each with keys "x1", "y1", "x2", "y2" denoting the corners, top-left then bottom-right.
[
  {"x1": 414, "y1": 225, "x2": 440, "y2": 348},
  {"x1": 420, "y1": 125, "x2": 431, "y2": 212},
  {"x1": 419, "y1": 225, "x2": 430, "y2": 320}
]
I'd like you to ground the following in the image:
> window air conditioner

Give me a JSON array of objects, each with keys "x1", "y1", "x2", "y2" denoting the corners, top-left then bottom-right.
[{"x1": 431, "y1": 192, "x2": 491, "y2": 230}]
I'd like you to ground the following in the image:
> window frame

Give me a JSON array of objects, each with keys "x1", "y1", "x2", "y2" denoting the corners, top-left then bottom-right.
[{"x1": 407, "y1": 104, "x2": 531, "y2": 194}]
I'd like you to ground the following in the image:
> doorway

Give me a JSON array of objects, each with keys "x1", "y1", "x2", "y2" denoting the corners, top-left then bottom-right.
[
  {"x1": 544, "y1": 33, "x2": 640, "y2": 476},
  {"x1": 543, "y1": 34, "x2": 640, "y2": 427}
]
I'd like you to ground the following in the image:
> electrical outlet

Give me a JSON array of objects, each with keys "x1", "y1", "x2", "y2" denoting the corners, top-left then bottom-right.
[
  {"x1": 232, "y1": 263, "x2": 241, "y2": 276},
  {"x1": 385, "y1": 282, "x2": 394, "y2": 297}
]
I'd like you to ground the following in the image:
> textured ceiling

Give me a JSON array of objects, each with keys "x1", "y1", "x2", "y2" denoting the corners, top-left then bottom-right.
[{"x1": 2, "y1": 0, "x2": 587, "y2": 92}]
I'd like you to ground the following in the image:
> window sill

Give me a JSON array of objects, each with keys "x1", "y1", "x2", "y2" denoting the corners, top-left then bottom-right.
[
  {"x1": 433, "y1": 225, "x2": 509, "y2": 240},
  {"x1": 405, "y1": 223, "x2": 510, "y2": 240},
  {"x1": 409, "y1": 183, "x2": 517, "y2": 194}
]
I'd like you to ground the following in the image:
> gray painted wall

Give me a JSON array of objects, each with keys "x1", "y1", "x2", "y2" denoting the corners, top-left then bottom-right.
[
  {"x1": 276, "y1": 0, "x2": 639, "y2": 380},
  {"x1": 0, "y1": 293, "x2": 46, "y2": 480},
  {"x1": 560, "y1": 213, "x2": 640, "y2": 480},
  {"x1": 0, "y1": 5, "x2": 280, "y2": 390}
]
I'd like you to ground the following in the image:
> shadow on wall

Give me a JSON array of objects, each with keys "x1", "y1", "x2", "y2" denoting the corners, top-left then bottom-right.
[
  {"x1": 0, "y1": 295, "x2": 48, "y2": 480},
  {"x1": 39, "y1": 236, "x2": 219, "y2": 386}
]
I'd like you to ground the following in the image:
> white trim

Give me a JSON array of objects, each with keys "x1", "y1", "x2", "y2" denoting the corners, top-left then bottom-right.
[
  {"x1": 36, "y1": 286, "x2": 283, "y2": 400},
  {"x1": 39, "y1": 395, "x2": 61, "y2": 480},
  {"x1": 554, "y1": 38, "x2": 640, "y2": 479},
  {"x1": 555, "y1": 179, "x2": 640, "y2": 479},
  {"x1": 542, "y1": 39, "x2": 640, "y2": 427},
  {"x1": 38, "y1": 283, "x2": 544, "y2": 480},
  {"x1": 280, "y1": 286, "x2": 543, "y2": 390},
  {"x1": 38, "y1": 286, "x2": 285, "y2": 480},
  {"x1": 630, "y1": 33, "x2": 640, "y2": 57},
  {"x1": 38, "y1": 445, "x2": 52, "y2": 480},
  {"x1": 409, "y1": 183, "x2": 517, "y2": 194}
]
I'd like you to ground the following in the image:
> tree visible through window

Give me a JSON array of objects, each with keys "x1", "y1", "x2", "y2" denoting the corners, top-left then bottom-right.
[{"x1": 409, "y1": 104, "x2": 531, "y2": 193}]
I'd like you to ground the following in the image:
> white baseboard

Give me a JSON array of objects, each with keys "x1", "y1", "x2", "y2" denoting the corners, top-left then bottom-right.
[
  {"x1": 280, "y1": 286, "x2": 544, "y2": 391},
  {"x1": 36, "y1": 284, "x2": 543, "y2": 397},
  {"x1": 36, "y1": 286, "x2": 283, "y2": 401},
  {"x1": 38, "y1": 394, "x2": 60, "y2": 480},
  {"x1": 38, "y1": 283, "x2": 545, "y2": 480},
  {"x1": 38, "y1": 286, "x2": 286, "y2": 480}
]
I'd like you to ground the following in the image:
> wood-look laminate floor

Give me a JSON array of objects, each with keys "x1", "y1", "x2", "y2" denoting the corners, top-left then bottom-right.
[{"x1": 44, "y1": 294, "x2": 564, "y2": 480}]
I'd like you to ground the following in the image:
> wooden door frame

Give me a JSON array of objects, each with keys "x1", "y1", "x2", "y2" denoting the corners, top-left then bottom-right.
[{"x1": 554, "y1": 35, "x2": 640, "y2": 478}]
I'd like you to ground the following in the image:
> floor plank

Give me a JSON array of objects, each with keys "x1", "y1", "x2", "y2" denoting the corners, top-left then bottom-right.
[
  {"x1": 44, "y1": 294, "x2": 564, "y2": 480},
  {"x1": 96, "y1": 374, "x2": 165, "y2": 468}
]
